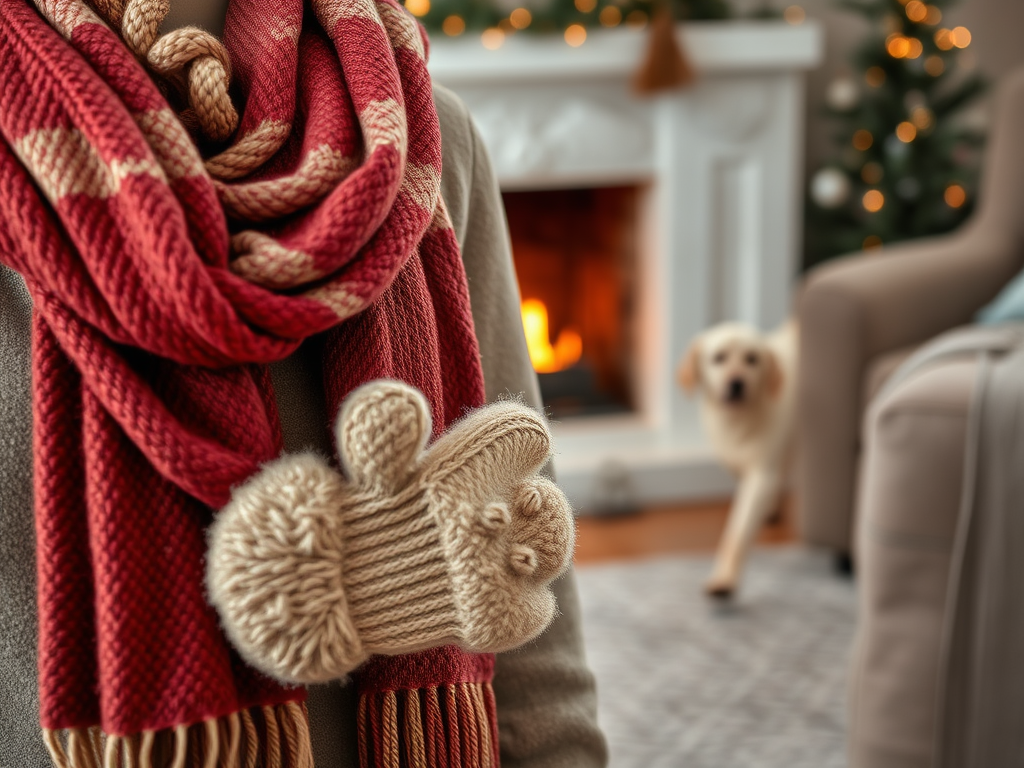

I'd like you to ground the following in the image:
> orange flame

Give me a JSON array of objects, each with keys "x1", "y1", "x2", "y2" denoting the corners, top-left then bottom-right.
[{"x1": 521, "y1": 298, "x2": 583, "y2": 373}]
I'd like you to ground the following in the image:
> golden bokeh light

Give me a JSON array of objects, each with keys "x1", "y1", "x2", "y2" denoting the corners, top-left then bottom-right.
[
  {"x1": 886, "y1": 34, "x2": 911, "y2": 58},
  {"x1": 863, "y1": 190, "x2": 885, "y2": 213},
  {"x1": 863, "y1": 235, "x2": 883, "y2": 250},
  {"x1": 865, "y1": 66, "x2": 886, "y2": 87},
  {"x1": 924, "y1": 5, "x2": 941, "y2": 24},
  {"x1": 564, "y1": 23, "x2": 587, "y2": 46},
  {"x1": 574, "y1": 0, "x2": 597, "y2": 12},
  {"x1": 625, "y1": 9, "x2": 648, "y2": 26},
  {"x1": 853, "y1": 129, "x2": 874, "y2": 151},
  {"x1": 896, "y1": 121, "x2": 917, "y2": 142},
  {"x1": 950, "y1": 26, "x2": 971, "y2": 48},
  {"x1": 904, "y1": 0, "x2": 926, "y2": 22},
  {"x1": 945, "y1": 184, "x2": 967, "y2": 208},
  {"x1": 907, "y1": 38, "x2": 923, "y2": 58},
  {"x1": 784, "y1": 5, "x2": 805, "y2": 24},
  {"x1": 911, "y1": 106, "x2": 933, "y2": 130},
  {"x1": 599, "y1": 6, "x2": 622, "y2": 26},
  {"x1": 925, "y1": 54, "x2": 945, "y2": 76},
  {"x1": 509, "y1": 7, "x2": 532, "y2": 29},
  {"x1": 935, "y1": 28, "x2": 954, "y2": 50},
  {"x1": 442, "y1": 14, "x2": 466, "y2": 35},
  {"x1": 861, "y1": 162, "x2": 884, "y2": 185},
  {"x1": 405, "y1": 0, "x2": 430, "y2": 16},
  {"x1": 481, "y1": 27, "x2": 505, "y2": 49}
]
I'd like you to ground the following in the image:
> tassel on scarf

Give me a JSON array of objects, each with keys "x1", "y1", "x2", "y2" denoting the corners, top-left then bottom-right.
[
  {"x1": 42, "y1": 703, "x2": 313, "y2": 768},
  {"x1": 358, "y1": 683, "x2": 499, "y2": 768}
]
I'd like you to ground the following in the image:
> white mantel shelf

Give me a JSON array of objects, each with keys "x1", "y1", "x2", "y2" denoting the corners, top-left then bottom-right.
[
  {"x1": 429, "y1": 22, "x2": 823, "y2": 512},
  {"x1": 429, "y1": 21, "x2": 822, "y2": 84}
]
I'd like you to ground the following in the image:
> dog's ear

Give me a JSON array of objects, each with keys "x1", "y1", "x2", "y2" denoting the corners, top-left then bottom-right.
[
  {"x1": 764, "y1": 349, "x2": 784, "y2": 399},
  {"x1": 677, "y1": 340, "x2": 701, "y2": 395}
]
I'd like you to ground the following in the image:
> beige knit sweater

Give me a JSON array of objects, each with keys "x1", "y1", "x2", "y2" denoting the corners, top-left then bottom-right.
[{"x1": 0, "y1": 85, "x2": 607, "y2": 768}]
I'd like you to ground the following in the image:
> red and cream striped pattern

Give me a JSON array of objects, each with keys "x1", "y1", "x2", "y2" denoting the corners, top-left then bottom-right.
[{"x1": 0, "y1": 0, "x2": 494, "y2": 763}]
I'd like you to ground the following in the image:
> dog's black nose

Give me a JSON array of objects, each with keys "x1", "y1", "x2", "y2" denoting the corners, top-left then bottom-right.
[{"x1": 727, "y1": 379, "x2": 745, "y2": 402}]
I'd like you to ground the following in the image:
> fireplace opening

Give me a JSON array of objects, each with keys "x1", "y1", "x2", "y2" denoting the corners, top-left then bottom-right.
[{"x1": 503, "y1": 185, "x2": 641, "y2": 420}]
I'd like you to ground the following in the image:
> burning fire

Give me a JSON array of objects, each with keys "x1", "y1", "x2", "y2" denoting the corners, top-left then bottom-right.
[{"x1": 520, "y1": 298, "x2": 582, "y2": 373}]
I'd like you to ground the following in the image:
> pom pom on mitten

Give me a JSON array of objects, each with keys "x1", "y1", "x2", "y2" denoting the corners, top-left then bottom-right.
[{"x1": 206, "y1": 380, "x2": 574, "y2": 684}]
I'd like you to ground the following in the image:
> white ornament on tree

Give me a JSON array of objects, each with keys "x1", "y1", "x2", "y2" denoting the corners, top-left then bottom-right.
[
  {"x1": 811, "y1": 167, "x2": 851, "y2": 208},
  {"x1": 826, "y1": 77, "x2": 859, "y2": 111}
]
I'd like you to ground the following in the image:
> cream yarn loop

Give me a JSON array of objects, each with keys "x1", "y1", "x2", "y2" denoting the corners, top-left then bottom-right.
[
  {"x1": 207, "y1": 381, "x2": 576, "y2": 685},
  {"x1": 91, "y1": 0, "x2": 241, "y2": 145}
]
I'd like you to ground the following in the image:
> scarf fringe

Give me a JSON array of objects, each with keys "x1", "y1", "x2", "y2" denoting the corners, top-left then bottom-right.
[
  {"x1": 357, "y1": 683, "x2": 498, "y2": 768},
  {"x1": 42, "y1": 702, "x2": 312, "y2": 768}
]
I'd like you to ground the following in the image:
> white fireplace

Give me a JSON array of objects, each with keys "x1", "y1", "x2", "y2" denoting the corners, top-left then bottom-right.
[{"x1": 429, "y1": 21, "x2": 823, "y2": 512}]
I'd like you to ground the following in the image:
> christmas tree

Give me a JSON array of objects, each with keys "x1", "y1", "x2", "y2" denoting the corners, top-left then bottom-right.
[
  {"x1": 805, "y1": 0, "x2": 985, "y2": 268},
  {"x1": 401, "y1": 0, "x2": 730, "y2": 46}
]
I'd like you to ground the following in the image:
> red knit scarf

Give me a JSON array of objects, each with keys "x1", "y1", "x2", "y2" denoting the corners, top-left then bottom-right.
[{"x1": 0, "y1": 0, "x2": 498, "y2": 763}]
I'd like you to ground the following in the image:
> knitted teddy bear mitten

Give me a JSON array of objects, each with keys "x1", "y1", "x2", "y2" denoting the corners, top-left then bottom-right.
[{"x1": 206, "y1": 380, "x2": 575, "y2": 684}]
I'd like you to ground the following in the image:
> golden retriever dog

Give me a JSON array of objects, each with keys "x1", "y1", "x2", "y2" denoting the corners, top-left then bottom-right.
[{"x1": 678, "y1": 321, "x2": 798, "y2": 599}]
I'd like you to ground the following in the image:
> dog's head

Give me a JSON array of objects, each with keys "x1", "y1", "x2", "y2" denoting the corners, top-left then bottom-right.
[{"x1": 678, "y1": 323, "x2": 782, "y2": 408}]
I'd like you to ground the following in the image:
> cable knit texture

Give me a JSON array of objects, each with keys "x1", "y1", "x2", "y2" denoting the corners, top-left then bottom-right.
[
  {"x1": 0, "y1": 0, "x2": 547, "y2": 763},
  {"x1": 208, "y1": 381, "x2": 574, "y2": 685}
]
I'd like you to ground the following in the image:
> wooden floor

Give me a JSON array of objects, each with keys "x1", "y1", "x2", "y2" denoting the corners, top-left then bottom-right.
[{"x1": 573, "y1": 496, "x2": 798, "y2": 565}]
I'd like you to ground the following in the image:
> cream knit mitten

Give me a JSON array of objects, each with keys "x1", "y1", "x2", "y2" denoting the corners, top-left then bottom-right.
[{"x1": 206, "y1": 380, "x2": 575, "y2": 684}]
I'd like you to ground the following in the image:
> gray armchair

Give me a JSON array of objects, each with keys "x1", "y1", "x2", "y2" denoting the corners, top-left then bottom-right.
[
  {"x1": 797, "y1": 67, "x2": 1024, "y2": 767},
  {"x1": 796, "y1": 66, "x2": 1024, "y2": 555}
]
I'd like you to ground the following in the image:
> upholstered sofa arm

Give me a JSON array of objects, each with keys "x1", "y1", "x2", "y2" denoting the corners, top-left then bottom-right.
[{"x1": 796, "y1": 227, "x2": 1021, "y2": 551}]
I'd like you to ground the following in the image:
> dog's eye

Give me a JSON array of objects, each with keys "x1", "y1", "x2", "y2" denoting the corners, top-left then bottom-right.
[
  {"x1": 745, "y1": 352, "x2": 759, "y2": 366},
  {"x1": 712, "y1": 351, "x2": 727, "y2": 364}
]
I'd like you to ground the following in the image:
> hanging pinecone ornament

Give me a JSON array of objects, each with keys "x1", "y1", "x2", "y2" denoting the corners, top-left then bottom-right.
[
  {"x1": 825, "y1": 76, "x2": 859, "y2": 111},
  {"x1": 810, "y1": 167, "x2": 851, "y2": 209}
]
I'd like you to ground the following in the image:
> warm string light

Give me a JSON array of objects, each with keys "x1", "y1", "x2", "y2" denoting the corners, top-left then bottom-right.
[
  {"x1": 865, "y1": 66, "x2": 886, "y2": 87},
  {"x1": 442, "y1": 14, "x2": 465, "y2": 35},
  {"x1": 886, "y1": 33, "x2": 923, "y2": 59},
  {"x1": 481, "y1": 27, "x2": 505, "y2": 49},
  {"x1": 625, "y1": 9, "x2": 647, "y2": 26},
  {"x1": 903, "y1": 1, "x2": 941, "y2": 24},
  {"x1": 911, "y1": 106, "x2": 933, "y2": 130},
  {"x1": 405, "y1": 0, "x2": 430, "y2": 15},
  {"x1": 925, "y1": 55, "x2": 945, "y2": 76},
  {"x1": 863, "y1": 235, "x2": 883, "y2": 250},
  {"x1": 784, "y1": 5, "x2": 805, "y2": 24},
  {"x1": 599, "y1": 6, "x2": 622, "y2": 26},
  {"x1": 904, "y1": 0, "x2": 926, "y2": 22},
  {"x1": 509, "y1": 7, "x2": 532, "y2": 29},
  {"x1": 853, "y1": 129, "x2": 874, "y2": 151},
  {"x1": 861, "y1": 162, "x2": 884, "y2": 184},
  {"x1": 863, "y1": 190, "x2": 885, "y2": 213},
  {"x1": 945, "y1": 184, "x2": 967, "y2": 208},
  {"x1": 935, "y1": 26, "x2": 971, "y2": 51},
  {"x1": 564, "y1": 23, "x2": 587, "y2": 46},
  {"x1": 896, "y1": 121, "x2": 917, "y2": 142},
  {"x1": 574, "y1": 0, "x2": 597, "y2": 12}
]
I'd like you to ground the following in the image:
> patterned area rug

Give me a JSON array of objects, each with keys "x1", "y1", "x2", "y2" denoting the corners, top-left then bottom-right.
[{"x1": 575, "y1": 547, "x2": 855, "y2": 768}]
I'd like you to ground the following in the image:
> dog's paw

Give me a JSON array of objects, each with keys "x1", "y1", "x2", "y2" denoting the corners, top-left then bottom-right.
[{"x1": 704, "y1": 576, "x2": 736, "y2": 601}]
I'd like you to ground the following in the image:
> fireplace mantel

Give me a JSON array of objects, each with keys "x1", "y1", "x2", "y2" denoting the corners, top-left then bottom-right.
[
  {"x1": 430, "y1": 22, "x2": 822, "y2": 84},
  {"x1": 429, "y1": 22, "x2": 823, "y2": 511}
]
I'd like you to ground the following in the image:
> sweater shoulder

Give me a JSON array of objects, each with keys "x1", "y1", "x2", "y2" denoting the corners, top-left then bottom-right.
[{"x1": 433, "y1": 84, "x2": 477, "y2": 247}]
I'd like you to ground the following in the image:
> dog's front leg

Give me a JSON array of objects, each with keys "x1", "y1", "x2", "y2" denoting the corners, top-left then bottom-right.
[{"x1": 706, "y1": 467, "x2": 783, "y2": 598}]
